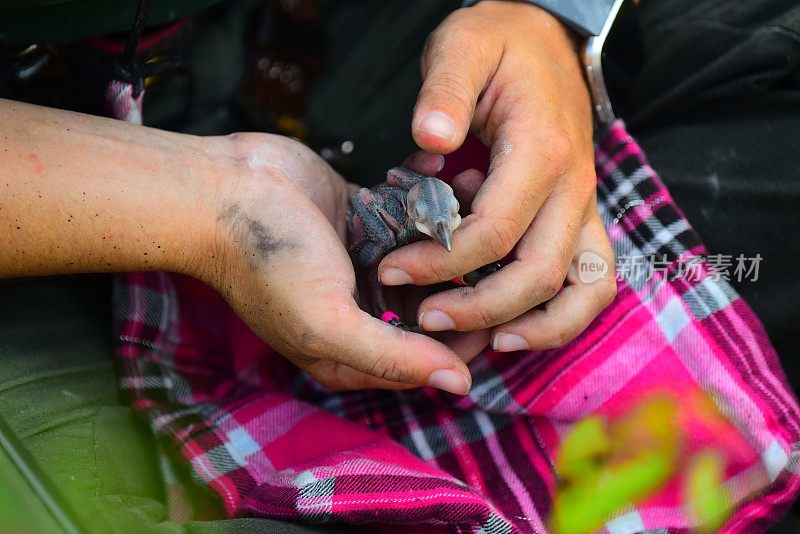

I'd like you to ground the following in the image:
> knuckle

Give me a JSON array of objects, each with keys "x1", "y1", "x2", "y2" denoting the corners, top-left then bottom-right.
[
  {"x1": 293, "y1": 324, "x2": 329, "y2": 360},
  {"x1": 595, "y1": 278, "x2": 618, "y2": 308},
  {"x1": 562, "y1": 168, "x2": 598, "y2": 204},
  {"x1": 423, "y1": 25, "x2": 455, "y2": 69},
  {"x1": 550, "y1": 129, "x2": 575, "y2": 161},
  {"x1": 542, "y1": 129, "x2": 574, "y2": 177},
  {"x1": 471, "y1": 303, "x2": 505, "y2": 329},
  {"x1": 428, "y1": 259, "x2": 455, "y2": 283},
  {"x1": 430, "y1": 16, "x2": 473, "y2": 50},
  {"x1": 424, "y1": 70, "x2": 474, "y2": 112},
  {"x1": 422, "y1": 29, "x2": 444, "y2": 71},
  {"x1": 578, "y1": 166, "x2": 599, "y2": 191},
  {"x1": 549, "y1": 330, "x2": 570, "y2": 349},
  {"x1": 296, "y1": 309, "x2": 352, "y2": 360},
  {"x1": 539, "y1": 260, "x2": 568, "y2": 301},
  {"x1": 368, "y1": 354, "x2": 412, "y2": 384},
  {"x1": 227, "y1": 131, "x2": 253, "y2": 145},
  {"x1": 459, "y1": 288, "x2": 518, "y2": 329},
  {"x1": 480, "y1": 219, "x2": 519, "y2": 260}
]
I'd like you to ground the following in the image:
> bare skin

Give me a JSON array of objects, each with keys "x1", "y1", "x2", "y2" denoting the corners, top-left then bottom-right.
[
  {"x1": 390, "y1": 1, "x2": 617, "y2": 352},
  {"x1": 349, "y1": 163, "x2": 507, "y2": 329},
  {"x1": 348, "y1": 166, "x2": 460, "y2": 324},
  {"x1": 0, "y1": 99, "x2": 472, "y2": 395},
  {"x1": 0, "y1": 1, "x2": 618, "y2": 397}
]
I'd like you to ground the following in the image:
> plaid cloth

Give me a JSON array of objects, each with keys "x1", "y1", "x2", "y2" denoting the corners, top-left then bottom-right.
[{"x1": 113, "y1": 122, "x2": 800, "y2": 533}]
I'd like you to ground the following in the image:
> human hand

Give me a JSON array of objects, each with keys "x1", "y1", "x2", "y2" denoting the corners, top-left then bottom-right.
[
  {"x1": 380, "y1": 1, "x2": 616, "y2": 351},
  {"x1": 203, "y1": 133, "x2": 472, "y2": 394},
  {"x1": 353, "y1": 150, "x2": 493, "y2": 363}
]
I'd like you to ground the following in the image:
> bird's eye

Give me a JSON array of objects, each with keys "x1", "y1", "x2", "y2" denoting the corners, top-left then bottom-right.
[
  {"x1": 406, "y1": 184, "x2": 427, "y2": 221},
  {"x1": 411, "y1": 201, "x2": 427, "y2": 221}
]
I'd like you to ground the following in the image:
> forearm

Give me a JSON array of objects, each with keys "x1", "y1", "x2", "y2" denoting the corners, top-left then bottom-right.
[{"x1": 0, "y1": 99, "x2": 227, "y2": 280}]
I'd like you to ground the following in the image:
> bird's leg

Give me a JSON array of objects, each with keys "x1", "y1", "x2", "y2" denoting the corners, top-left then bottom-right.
[
  {"x1": 366, "y1": 266, "x2": 408, "y2": 330},
  {"x1": 348, "y1": 188, "x2": 409, "y2": 329}
]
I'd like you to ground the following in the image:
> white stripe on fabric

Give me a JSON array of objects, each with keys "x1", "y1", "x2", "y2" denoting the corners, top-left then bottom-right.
[
  {"x1": 656, "y1": 297, "x2": 690, "y2": 343},
  {"x1": 474, "y1": 412, "x2": 546, "y2": 532},
  {"x1": 401, "y1": 404, "x2": 436, "y2": 460},
  {"x1": 763, "y1": 439, "x2": 790, "y2": 483},
  {"x1": 606, "y1": 511, "x2": 646, "y2": 534},
  {"x1": 225, "y1": 427, "x2": 261, "y2": 466}
]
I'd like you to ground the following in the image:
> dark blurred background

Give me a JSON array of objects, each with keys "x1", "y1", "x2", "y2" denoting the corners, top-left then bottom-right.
[{"x1": 1, "y1": 0, "x2": 799, "y2": 530}]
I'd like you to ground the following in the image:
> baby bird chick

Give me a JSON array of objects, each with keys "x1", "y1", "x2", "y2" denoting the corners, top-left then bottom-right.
[{"x1": 347, "y1": 167, "x2": 462, "y2": 327}]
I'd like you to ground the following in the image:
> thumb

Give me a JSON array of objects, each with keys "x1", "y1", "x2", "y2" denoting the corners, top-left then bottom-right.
[
  {"x1": 412, "y1": 27, "x2": 496, "y2": 154},
  {"x1": 327, "y1": 305, "x2": 472, "y2": 395}
]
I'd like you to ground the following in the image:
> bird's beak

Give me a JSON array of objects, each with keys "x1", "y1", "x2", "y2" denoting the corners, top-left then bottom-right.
[{"x1": 434, "y1": 220, "x2": 453, "y2": 252}]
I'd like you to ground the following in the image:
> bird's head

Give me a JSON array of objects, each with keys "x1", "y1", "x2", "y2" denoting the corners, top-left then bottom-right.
[{"x1": 405, "y1": 177, "x2": 462, "y2": 252}]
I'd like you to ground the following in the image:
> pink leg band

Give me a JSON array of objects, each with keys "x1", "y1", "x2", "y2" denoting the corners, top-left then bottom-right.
[{"x1": 380, "y1": 311, "x2": 401, "y2": 323}]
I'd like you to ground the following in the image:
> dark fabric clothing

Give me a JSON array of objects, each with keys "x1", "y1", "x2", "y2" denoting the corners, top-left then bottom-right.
[
  {"x1": 0, "y1": 0, "x2": 224, "y2": 46},
  {"x1": 620, "y1": 0, "x2": 800, "y2": 382},
  {"x1": 307, "y1": 0, "x2": 461, "y2": 184},
  {"x1": 110, "y1": 122, "x2": 800, "y2": 534},
  {"x1": 309, "y1": 0, "x2": 800, "y2": 375},
  {"x1": 625, "y1": 1, "x2": 800, "y2": 130},
  {"x1": 1, "y1": 0, "x2": 799, "y2": 532},
  {"x1": 0, "y1": 0, "x2": 253, "y2": 132}
]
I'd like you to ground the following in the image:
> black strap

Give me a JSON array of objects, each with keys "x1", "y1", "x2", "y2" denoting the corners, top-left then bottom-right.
[{"x1": 113, "y1": 0, "x2": 152, "y2": 97}]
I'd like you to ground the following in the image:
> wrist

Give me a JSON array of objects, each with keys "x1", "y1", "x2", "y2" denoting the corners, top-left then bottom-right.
[
  {"x1": 174, "y1": 133, "x2": 241, "y2": 286},
  {"x1": 191, "y1": 132, "x2": 293, "y2": 293}
]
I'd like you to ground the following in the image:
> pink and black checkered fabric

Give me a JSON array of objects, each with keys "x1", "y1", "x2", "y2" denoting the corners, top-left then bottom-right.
[{"x1": 113, "y1": 122, "x2": 800, "y2": 533}]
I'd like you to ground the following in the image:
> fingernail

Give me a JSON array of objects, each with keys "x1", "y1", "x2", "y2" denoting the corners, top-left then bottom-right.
[
  {"x1": 492, "y1": 333, "x2": 529, "y2": 352},
  {"x1": 418, "y1": 111, "x2": 456, "y2": 141},
  {"x1": 427, "y1": 369, "x2": 470, "y2": 395},
  {"x1": 380, "y1": 268, "x2": 413, "y2": 286},
  {"x1": 419, "y1": 310, "x2": 455, "y2": 331}
]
